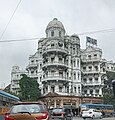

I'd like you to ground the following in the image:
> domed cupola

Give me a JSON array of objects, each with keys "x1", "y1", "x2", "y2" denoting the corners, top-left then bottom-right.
[
  {"x1": 45, "y1": 18, "x2": 65, "y2": 38},
  {"x1": 71, "y1": 34, "x2": 80, "y2": 45}
]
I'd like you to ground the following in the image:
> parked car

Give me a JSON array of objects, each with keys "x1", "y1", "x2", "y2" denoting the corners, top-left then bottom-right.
[
  {"x1": 81, "y1": 109, "x2": 103, "y2": 119},
  {"x1": 4, "y1": 102, "x2": 49, "y2": 120},
  {"x1": 50, "y1": 107, "x2": 73, "y2": 120}
]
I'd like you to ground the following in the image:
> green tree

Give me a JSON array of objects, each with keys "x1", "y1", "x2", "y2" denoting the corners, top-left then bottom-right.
[
  {"x1": 103, "y1": 71, "x2": 115, "y2": 105},
  {"x1": 19, "y1": 74, "x2": 41, "y2": 101}
]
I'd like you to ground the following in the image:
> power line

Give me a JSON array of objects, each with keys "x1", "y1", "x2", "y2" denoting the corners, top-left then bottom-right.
[
  {"x1": 0, "y1": 37, "x2": 39, "y2": 43},
  {"x1": 77, "y1": 28, "x2": 115, "y2": 35},
  {"x1": 0, "y1": 0, "x2": 22, "y2": 40},
  {"x1": 0, "y1": 28, "x2": 115, "y2": 43}
]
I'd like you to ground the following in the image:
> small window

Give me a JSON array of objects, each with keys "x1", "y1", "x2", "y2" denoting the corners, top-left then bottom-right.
[
  {"x1": 90, "y1": 90, "x2": 93, "y2": 94},
  {"x1": 89, "y1": 66, "x2": 92, "y2": 71},
  {"x1": 51, "y1": 43, "x2": 54, "y2": 47},
  {"x1": 67, "y1": 87, "x2": 69, "y2": 93},
  {"x1": 78, "y1": 72, "x2": 80, "y2": 80},
  {"x1": 51, "y1": 86, "x2": 55, "y2": 92},
  {"x1": 74, "y1": 60, "x2": 76, "y2": 67},
  {"x1": 78, "y1": 87, "x2": 80, "y2": 93},
  {"x1": 89, "y1": 78, "x2": 92, "y2": 83},
  {"x1": 84, "y1": 90, "x2": 87, "y2": 94},
  {"x1": 31, "y1": 71, "x2": 34, "y2": 74},
  {"x1": 31, "y1": 60, "x2": 34, "y2": 63},
  {"x1": 40, "y1": 77, "x2": 42, "y2": 82},
  {"x1": 40, "y1": 64, "x2": 42, "y2": 69},
  {"x1": 59, "y1": 57, "x2": 62, "y2": 62},
  {"x1": 59, "y1": 86, "x2": 62, "y2": 92},
  {"x1": 96, "y1": 89, "x2": 99, "y2": 93},
  {"x1": 88, "y1": 55, "x2": 91, "y2": 59},
  {"x1": 59, "y1": 31, "x2": 61, "y2": 37},
  {"x1": 74, "y1": 87, "x2": 77, "y2": 93},
  {"x1": 67, "y1": 72, "x2": 69, "y2": 78},
  {"x1": 74, "y1": 73, "x2": 76, "y2": 79},
  {"x1": 95, "y1": 66, "x2": 98, "y2": 71},
  {"x1": 83, "y1": 67, "x2": 86, "y2": 71},
  {"x1": 83, "y1": 78, "x2": 87, "y2": 83},
  {"x1": 95, "y1": 77, "x2": 98, "y2": 81},
  {"x1": 77, "y1": 59, "x2": 79, "y2": 68},
  {"x1": 51, "y1": 31, "x2": 54, "y2": 36},
  {"x1": 73, "y1": 48, "x2": 75, "y2": 54}
]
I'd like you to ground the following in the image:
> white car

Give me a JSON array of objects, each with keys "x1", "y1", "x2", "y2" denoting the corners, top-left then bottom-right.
[{"x1": 82, "y1": 109, "x2": 103, "y2": 119}]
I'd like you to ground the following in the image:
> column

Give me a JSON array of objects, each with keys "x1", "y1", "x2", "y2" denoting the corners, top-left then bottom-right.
[{"x1": 60, "y1": 99, "x2": 63, "y2": 107}]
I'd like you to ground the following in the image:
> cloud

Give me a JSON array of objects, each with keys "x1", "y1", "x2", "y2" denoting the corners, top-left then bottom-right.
[{"x1": 0, "y1": 0, "x2": 115, "y2": 86}]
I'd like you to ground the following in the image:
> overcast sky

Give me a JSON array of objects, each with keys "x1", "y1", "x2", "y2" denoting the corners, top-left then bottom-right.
[{"x1": 0, "y1": 0, "x2": 115, "y2": 88}]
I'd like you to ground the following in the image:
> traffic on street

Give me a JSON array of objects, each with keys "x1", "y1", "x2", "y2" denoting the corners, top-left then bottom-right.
[
  {"x1": 0, "y1": 1, "x2": 115, "y2": 120},
  {"x1": 0, "y1": 115, "x2": 115, "y2": 120},
  {"x1": 73, "y1": 117, "x2": 115, "y2": 120}
]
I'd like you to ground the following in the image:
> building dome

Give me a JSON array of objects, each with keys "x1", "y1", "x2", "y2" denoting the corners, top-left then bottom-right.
[{"x1": 46, "y1": 18, "x2": 65, "y2": 31}]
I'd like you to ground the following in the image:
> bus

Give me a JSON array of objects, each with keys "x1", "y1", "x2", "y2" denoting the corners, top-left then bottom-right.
[
  {"x1": 0, "y1": 90, "x2": 20, "y2": 115},
  {"x1": 80, "y1": 103, "x2": 114, "y2": 117}
]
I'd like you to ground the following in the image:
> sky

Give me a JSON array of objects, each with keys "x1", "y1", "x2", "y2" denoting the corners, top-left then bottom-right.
[{"x1": 0, "y1": 0, "x2": 115, "y2": 88}]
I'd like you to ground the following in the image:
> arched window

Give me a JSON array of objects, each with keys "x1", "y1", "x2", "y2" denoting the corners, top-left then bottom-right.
[
  {"x1": 74, "y1": 73, "x2": 76, "y2": 79},
  {"x1": 74, "y1": 60, "x2": 76, "y2": 67},
  {"x1": 51, "y1": 31, "x2": 54, "y2": 36},
  {"x1": 59, "y1": 31, "x2": 61, "y2": 37},
  {"x1": 78, "y1": 72, "x2": 80, "y2": 80},
  {"x1": 77, "y1": 59, "x2": 79, "y2": 68},
  {"x1": 67, "y1": 72, "x2": 69, "y2": 78}
]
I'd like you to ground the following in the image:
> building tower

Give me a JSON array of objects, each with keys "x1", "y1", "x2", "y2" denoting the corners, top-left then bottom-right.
[
  {"x1": 38, "y1": 18, "x2": 82, "y2": 96},
  {"x1": 10, "y1": 65, "x2": 26, "y2": 94}
]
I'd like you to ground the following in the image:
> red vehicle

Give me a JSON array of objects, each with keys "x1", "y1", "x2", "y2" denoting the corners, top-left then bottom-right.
[{"x1": 4, "y1": 102, "x2": 50, "y2": 120}]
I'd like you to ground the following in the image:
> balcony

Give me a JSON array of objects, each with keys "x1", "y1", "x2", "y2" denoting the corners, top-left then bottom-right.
[
  {"x1": 42, "y1": 61, "x2": 68, "y2": 69},
  {"x1": 82, "y1": 82, "x2": 103, "y2": 86},
  {"x1": 29, "y1": 74, "x2": 38, "y2": 79},
  {"x1": 26, "y1": 64, "x2": 38, "y2": 70},
  {"x1": 81, "y1": 58, "x2": 101, "y2": 63},
  {"x1": 42, "y1": 47, "x2": 68, "y2": 55},
  {"x1": 42, "y1": 75, "x2": 70, "y2": 83},
  {"x1": 82, "y1": 70, "x2": 100, "y2": 74}
]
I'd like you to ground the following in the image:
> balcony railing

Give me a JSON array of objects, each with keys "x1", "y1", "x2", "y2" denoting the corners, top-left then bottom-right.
[
  {"x1": 26, "y1": 64, "x2": 38, "y2": 69},
  {"x1": 29, "y1": 74, "x2": 38, "y2": 78},
  {"x1": 42, "y1": 75, "x2": 70, "y2": 82},
  {"x1": 42, "y1": 47, "x2": 68, "y2": 55},
  {"x1": 81, "y1": 58, "x2": 101, "y2": 62},
  {"x1": 82, "y1": 82, "x2": 103, "y2": 86},
  {"x1": 82, "y1": 70, "x2": 106, "y2": 74},
  {"x1": 42, "y1": 61, "x2": 68, "y2": 68}
]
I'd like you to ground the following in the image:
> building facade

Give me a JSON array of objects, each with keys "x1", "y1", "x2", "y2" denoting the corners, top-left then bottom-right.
[
  {"x1": 10, "y1": 65, "x2": 27, "y2": 94},
  {"x1": 10, "y1": 18, "x2": 115, "y2": 108}
]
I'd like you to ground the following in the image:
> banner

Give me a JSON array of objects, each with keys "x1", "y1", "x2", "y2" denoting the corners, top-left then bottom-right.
[{"x1": 86, "y1": 36, "x2": 97, "y2": 46}]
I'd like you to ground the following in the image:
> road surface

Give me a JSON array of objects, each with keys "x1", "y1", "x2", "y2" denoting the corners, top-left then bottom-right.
[
  {"x1": 0, "y1": 115, "x2": 115, "y2": 120},
  {"x1": 73, "y1": 116, "x2": 115, "y2": 120}
]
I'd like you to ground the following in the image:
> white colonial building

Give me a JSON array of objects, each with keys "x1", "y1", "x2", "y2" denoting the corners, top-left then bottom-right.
[
  {"x1": 10, "y1": 65, "x2": 27, "y2": 94},
  {"x1": 10, "y1": 18, "x2": 115, "y2": 107},
  {"x1": 26, "y1": 18, "x2": 81, "y2": 96}
]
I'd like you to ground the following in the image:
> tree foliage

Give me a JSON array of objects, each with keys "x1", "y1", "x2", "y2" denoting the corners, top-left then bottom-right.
[
  {"x1": 19, "y1": 74, "x2": 41, "y2": 101},
  {"x1": 103, "y1": 71, "x2": 115, "y2": 105}
]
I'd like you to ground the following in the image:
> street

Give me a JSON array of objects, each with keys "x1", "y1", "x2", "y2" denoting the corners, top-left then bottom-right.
[
  {"x1": 0, "y1": 115, "x2": 4, "y2": 120},
  {"x1": 0, "y1": 115, "x2": 115, "y2": 120},
  {"x1": 73, "y1": 117, "x2": 115, "y2": 120}
]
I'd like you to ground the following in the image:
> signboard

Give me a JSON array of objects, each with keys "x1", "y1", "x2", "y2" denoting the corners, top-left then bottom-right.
[{"x1": 86, "y1": 36, "x2": 97, "y2": 47}]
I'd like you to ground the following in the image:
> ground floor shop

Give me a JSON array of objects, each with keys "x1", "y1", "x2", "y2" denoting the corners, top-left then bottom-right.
[{"x1": 39, "y1": 92, "x2": 103, "y2": 116}]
